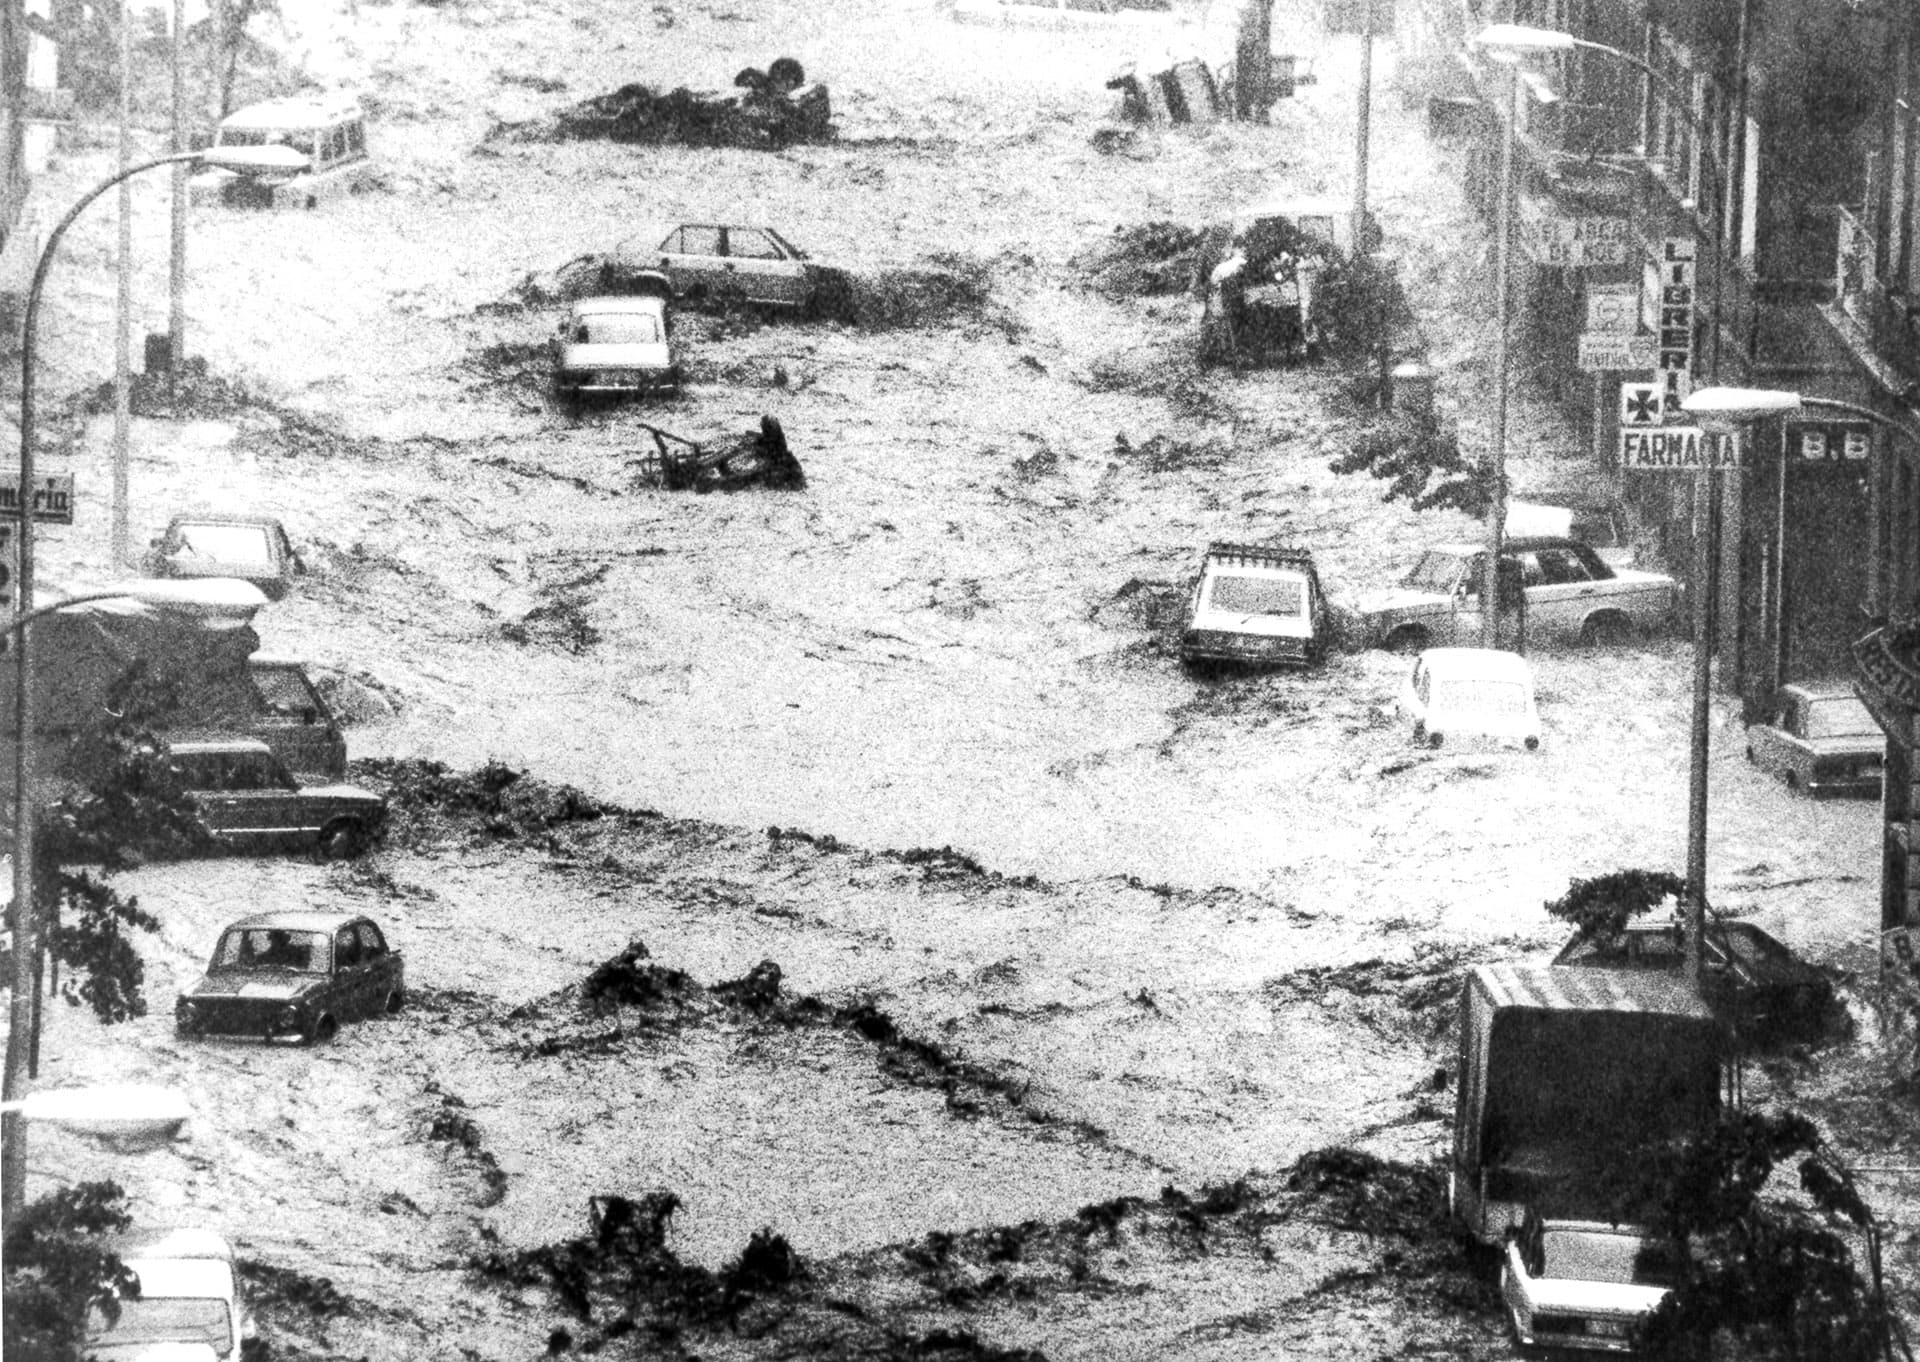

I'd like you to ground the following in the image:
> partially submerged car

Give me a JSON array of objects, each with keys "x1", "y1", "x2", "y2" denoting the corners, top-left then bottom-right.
[
  {"x1": 954, "y1": 0, "x2": 1184, "y2": 29},
  {"x1": 552, "y1": 277, "x2": 679, "y2": 405},
  {"x1": 1502, "y1": 1215, "x2": 1680, "y2": 1353},
  {"x1": 189, "y1": 92, "x2": 372, "y2": 209},
  {"x1": 1399, "y1": 647, "x2": 1541, "y2": 750},
  {"x1": 1361, "y1": 536, "x2": 1676, "y2": 651},
  {"x1": 169, "y1": 738, "x2": 386, "y2": 858},
  {"x1": 641, "y1": 224, "x2": 815, "y2": 310},
  {"x1": 1555, "y1": 916, "x2": 1837, "y2": 1043},
  {"x1": 176, "y1": 910, "x2": 404, "y2": 1045},
  {"x1": 147, "y1": 513, "x2": 304, "y2": 599},
  {"x1": 1745, "y1": 682, "x2": 1885, "y2": 798},
  {"x1": 1179, "y1": 542, "x2": 1330, "y2": 670},
  {"x1": 85, "y1": 1227, "x2": 255, "y2": 1362}
]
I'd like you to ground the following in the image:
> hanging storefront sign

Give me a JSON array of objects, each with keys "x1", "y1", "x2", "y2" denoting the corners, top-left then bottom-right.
[{"x1": 1519, "y1": 197, "x2": 1631, "y2": 267}]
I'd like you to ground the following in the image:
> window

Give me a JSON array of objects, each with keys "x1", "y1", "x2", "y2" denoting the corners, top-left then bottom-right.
[
  {"x1": 170, "y1": 521, "x2": 274, "y2": 566},
  {"x1": 336, "y1": 927, "x2": 362, "y2": 968},
  {"x1": 582, "y1": 313, "x2": 661, "y2": 345},
  {"x1": 1532, "y1": 549, "x2": 1592, "y2": 585},
  {"x1": 725, "y1": 228, "x2": 783, "y2": 260},
  {"x1": 356, "y1": 922, "x2": 388, "y2": 957},
  {"x1": 1205, "y1": 573, "x2": 1305, "y2": 617},
  {"x1": 667, "y1": 226, "x2": 722, "y2": 256},
  {"x1": 345, "y1": 119, "x2": 365, "y2": 156}
]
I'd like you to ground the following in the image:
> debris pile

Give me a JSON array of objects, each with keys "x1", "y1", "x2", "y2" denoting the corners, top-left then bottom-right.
[
  {"x1": 1072, "y1": 221, "x2": 1212, "y2": 299},
  {"x1": 497, "y1": 56, "x2": 831, "y2": 150},
  {"x1": 631, "y1": 415, "x2": 806, "y2": 493}
]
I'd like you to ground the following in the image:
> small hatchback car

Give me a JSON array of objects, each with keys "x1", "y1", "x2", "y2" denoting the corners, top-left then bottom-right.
[
  {"x1": 84, "y1": 1227, "x2": 256, "y2": 1362},
  {"x1": 552, "y1": 276, "x2": 679, "y2": 405},
  {"x1": 169, "y1": 738, "x2": 386, "y2": 858},
  {"x1": 1399, "y1": 647, "x2": 1542, "y2": 750},
  {"x1": 177, "y1": 910, "x2": 404, "y2": 1044},
  {"x1": 148, "y1": 513, "x2": 304, "y2": 600},
  {"x1": 644, "y1": 223, "x2": 815, "y2": 310}
]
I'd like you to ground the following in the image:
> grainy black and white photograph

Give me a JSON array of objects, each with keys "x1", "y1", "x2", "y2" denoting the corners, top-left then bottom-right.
[{"x1": 1, "y1": 0, "x2": 1918, "y2": 1357}]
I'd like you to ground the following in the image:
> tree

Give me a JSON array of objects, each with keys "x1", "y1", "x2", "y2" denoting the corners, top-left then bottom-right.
[
  {"x1": 2, "y1": 1180, "x2": 139, "y2": 1362},
  {"x1": 1632, "y1": 1111, "x2": 1901, "y2": 1362},
  {"x1": 1544, "y1": 867, "x2": 1688, "y2": 943}
]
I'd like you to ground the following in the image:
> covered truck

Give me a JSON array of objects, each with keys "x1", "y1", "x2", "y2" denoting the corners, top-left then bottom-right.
[
  {"x1": 1451, "y1": 963, "x2": 1727, "y2": 1245},
  {"x1": 0, "y1": 590, "x2": 346, "y2": 779}
]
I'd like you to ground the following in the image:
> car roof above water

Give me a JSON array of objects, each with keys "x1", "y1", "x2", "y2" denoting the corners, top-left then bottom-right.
[
  {"x1": 222, "y1": 909, "x2": 368, "y2": 935},
  {"x1": 1417, "y1": 647, "x2": 1534, "y2": 681},
  {"x1": 219, "y1": 93, "x2": 363, "y2": 131}
]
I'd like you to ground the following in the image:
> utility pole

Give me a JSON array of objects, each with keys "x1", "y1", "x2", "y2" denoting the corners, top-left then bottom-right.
[
  {"x1": 168, "y1": 0, "x2": 186, "y2": 396},
  {"x1": 114, "y1": 0, "x2": 134, "y2": 569}
]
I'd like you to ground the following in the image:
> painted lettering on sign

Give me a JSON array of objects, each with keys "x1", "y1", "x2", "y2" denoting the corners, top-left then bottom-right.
[
  {"x1": 1619, "y1": 426, "x2": 1741, "y2": 470},
  {"x1": 0, "y1": 474, "x2": 76, "y2": 524}
]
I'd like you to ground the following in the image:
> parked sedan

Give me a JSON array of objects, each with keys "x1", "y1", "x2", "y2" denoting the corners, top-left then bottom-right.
[
  {"x1": 551, "y1": 278, "x2": 679, "y2": 404},
  {"x1": 1399, "y1": 647, "x2": 1542, "y2": 750},
  {"x1": 148, "y1": 513, "x2": 304, "y2": 599},
  {"x1": 176, "y1": 910, "x2": 404, "y2": 1044},
  {"x1": 642, "y1": 224, "x2": 814, "y2": 310},
  {"x1": 1502, "y1": 1216, "x2": 1680, "y2": 1353},
  {"x1": 1554, "y1": 918, "x2": 1836, "y2": 1042},
  {"x1": 170, "y1": 738, "x2": 387, "y2": 858},
  {"x1": 1360, "y1": 536, "x2": 1675, "y2": 651},
  {"x1": 1746, "y1": 682, "x2": 1885, "y2": 798}
]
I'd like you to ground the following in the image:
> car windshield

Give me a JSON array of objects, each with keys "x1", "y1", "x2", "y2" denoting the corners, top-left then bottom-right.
[
  {"x1": 1206, "y1": 573, "x2": 1304, "y2": 618},
  {"x1": 212, "y1": 928, "x2": 330, "y2": 974},
  {"x1": 1804, "y1": 696, "x2": 1875, "y2": 739},
  {"x1": 171, "y1": 522, "x2": 273, "y2": 564},
  {"x1": 1541, "y1": 1229, "x2": 1681, "y2": 1288},
  {"x1": 1400, "y1": 551, "x2": 1467, "y2": 593},
  {"x1": 575, "y1": 315, "x2": 660, "y2": 345},
  {"x1": 1432, "y1": 680, "x2": 1527, "y2": 717},
  {"x1": 85, "y1": 1295, "x2": 231, "y2": 1355},
  {"x1": 215, "y1": 127, "x2": 316, "y2": 156}
]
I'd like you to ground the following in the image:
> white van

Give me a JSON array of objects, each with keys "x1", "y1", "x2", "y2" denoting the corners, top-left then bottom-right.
[{"x1": 192, "y1": 93, "x2": 372, "y2": 209}]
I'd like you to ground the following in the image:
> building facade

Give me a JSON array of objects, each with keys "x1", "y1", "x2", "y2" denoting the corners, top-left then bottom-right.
[{"x1": 1396, "y1": 0, "x2": 1920, "y2": 936}]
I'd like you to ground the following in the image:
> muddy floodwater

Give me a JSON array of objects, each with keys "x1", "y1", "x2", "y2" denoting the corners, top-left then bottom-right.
[{"x1": 11, "y1": 0, "x2": 1917, "y2": 1357}]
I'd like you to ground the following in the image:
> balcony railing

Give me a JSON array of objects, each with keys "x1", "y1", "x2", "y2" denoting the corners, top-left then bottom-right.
[{"x1": 1831, "y1": 203, "x2": 1920, "y2": 374}]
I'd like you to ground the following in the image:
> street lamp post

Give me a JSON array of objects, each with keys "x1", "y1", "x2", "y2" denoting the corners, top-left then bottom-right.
[
  {"x1": 1473, "y1": 23, "x2": 1735, "y2": 988},
  {"x1": 5, "y1": 145, "x2": 263, "y2": 1219}
]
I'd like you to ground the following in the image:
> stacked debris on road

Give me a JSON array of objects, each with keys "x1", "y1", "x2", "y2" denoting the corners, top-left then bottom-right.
[
  {"x1": 496, "y1": 56, "x2": 831, "y2": 150},
  {"x1": 1107, "y1": 57, "x2": 1223, "y2": 124},
  {"x1": 631, "y1": 415, "x2": 806, "y2": 493}
]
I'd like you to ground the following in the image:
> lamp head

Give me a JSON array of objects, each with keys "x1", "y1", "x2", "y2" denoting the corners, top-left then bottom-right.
[
  {"x1": 1681, "y1": 386, "x2": 1805, "y2": 434},
  {"x1": 1470, "y1": 24, "x2": 1579, "y2": 55}
]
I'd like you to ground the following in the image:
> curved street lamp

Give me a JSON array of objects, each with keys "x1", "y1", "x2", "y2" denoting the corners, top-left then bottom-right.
[
  {"x1": 1473, "y1": 23, "x2": 1737, "y2": 990},
  {"x1": 6, "y1": 144, "x2": 269, "y2": 1219}
]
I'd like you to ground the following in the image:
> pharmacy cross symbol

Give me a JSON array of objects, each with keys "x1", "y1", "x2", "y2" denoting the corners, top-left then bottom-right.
[{"x1": 1623, "y1": 388, "x2": 1662, "y2": 425}]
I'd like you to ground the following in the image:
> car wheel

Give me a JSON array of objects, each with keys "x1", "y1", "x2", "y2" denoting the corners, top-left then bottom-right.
[
  {"x1": 1785, "y1": 771, "x2": 1800, "y2": 792},
  {"x1": 1580, "y1": 613, "x2": 1632, "y2": 647},
  {"x1": 305, "y1": 1014, "x2": 339, "y2": 1046},
  {"x1": 384, "y1": 988, "x2": 405, "y2": 1016},
  {"x1": 1384, "y1": 626, "x2": 1429, "y2": 655},
  {"x1": 318, "y1": 818, "x2": 366, "y2": 861}
]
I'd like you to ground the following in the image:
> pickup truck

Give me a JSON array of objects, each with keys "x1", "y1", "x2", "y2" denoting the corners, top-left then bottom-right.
[
  {"x1": 1451, "y1": 963, "x2": 1727, "y2": 1246},
  {"x1": 1178, "y1": 542, "x2": 1330, "y2": 669}
]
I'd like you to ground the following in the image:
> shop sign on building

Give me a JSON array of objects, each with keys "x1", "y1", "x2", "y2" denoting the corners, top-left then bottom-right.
[
  {"x1": 1324, "y1": 0, "x2": 1394, "y2": 33},
  {"x1": 1643, "y1": 237, "x2": 1696, "y2": 417},
  {"x1": 1620, "y1": 382, "x2": 1663, "y2": 427},
  {"x1": 1578, "y1": 333, "x2": 1657, "y2": 371},
  {"x1": 1785, "y1": 420, "x2": 1873, "y2": 463},
  {"x1": 1619, "y1": 425, "x2": 1741, "y2": 470},
  {"x1": 1519, "y1": 197, "x2": 1631, "y2": 266},
  {"x1": 1585, "y1": 283, "x2": 1640, "y2": 334}
]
